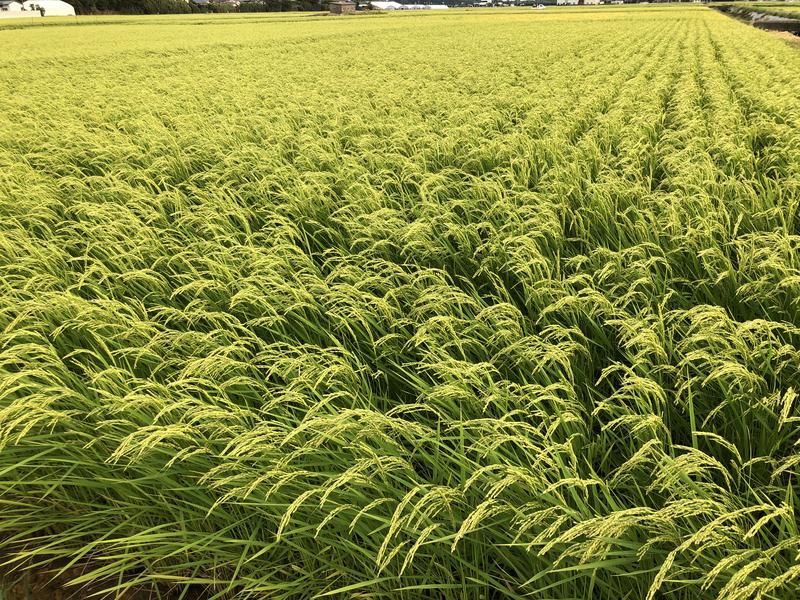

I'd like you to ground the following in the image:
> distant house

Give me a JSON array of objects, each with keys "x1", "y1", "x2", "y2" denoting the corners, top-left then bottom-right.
[
  {"x1": 0, "y1": 1, "x2": 24, "y2": 10},
  {"x1": 21, "y1": 0, "x2": 75, "y2": 14},
  {"x1": 557, "y1": 0, "x2": 601, "y2": 4},
  {"x1": 330, "y1": 0, "x2": 356, "y2": 13}
]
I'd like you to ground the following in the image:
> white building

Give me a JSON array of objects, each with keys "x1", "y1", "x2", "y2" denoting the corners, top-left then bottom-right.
[
  {"x1": 370, "y1": 1, "x2": 447, "y2": 8},
  {"x1": 22, "y1": 0, "x2": 75, "y2": 14},
  {"x1": 557, "y1": 0, "x2": 601, "y2": 4},
  {"x1": 0, "y1": 1, "x2": 24, "y2": 10}
]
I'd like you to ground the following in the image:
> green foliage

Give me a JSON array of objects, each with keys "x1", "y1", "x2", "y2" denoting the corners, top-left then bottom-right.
[
  {"x1": 238, "y1": 1, "x2": 323, "y2": 13},
  {"x1": 65, "y1": 0, "x2": 324, "y2": 16},
  {"x1": 69, "y1": 0, "x2": 195, "y2": 15},
  {"x1": 0, "y1": 6, "x2": 799, "y2": 600}
]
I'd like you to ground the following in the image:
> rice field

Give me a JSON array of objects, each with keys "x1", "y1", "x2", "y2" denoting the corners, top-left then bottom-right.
[{"x1": 1, "y1": 5, "x2": 800, "y2": 599}]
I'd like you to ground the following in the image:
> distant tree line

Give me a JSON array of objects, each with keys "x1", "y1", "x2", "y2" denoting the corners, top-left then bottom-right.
[
  {"x1": 70, "y1": 0, "x2": 190, "y2": 13},
  {"x1": 70, "y1": 0, "x2": 325, "y2": 14},
  {"x1": 239, "y1": 0, "x2": 325, "y2": 11}
]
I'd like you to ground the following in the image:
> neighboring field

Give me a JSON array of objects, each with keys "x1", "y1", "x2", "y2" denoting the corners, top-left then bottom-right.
[
  {"x1": 732, "y1": 1, "x2": 800, "y2": 19},
  {"x1": 1, "y1": 6, "x2": 799, "y2": 599}
]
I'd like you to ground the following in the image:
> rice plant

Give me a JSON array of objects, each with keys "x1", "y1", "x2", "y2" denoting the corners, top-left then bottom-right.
[{"x1": 1, "y1": 5, "x2": 799, "y2": 599}]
